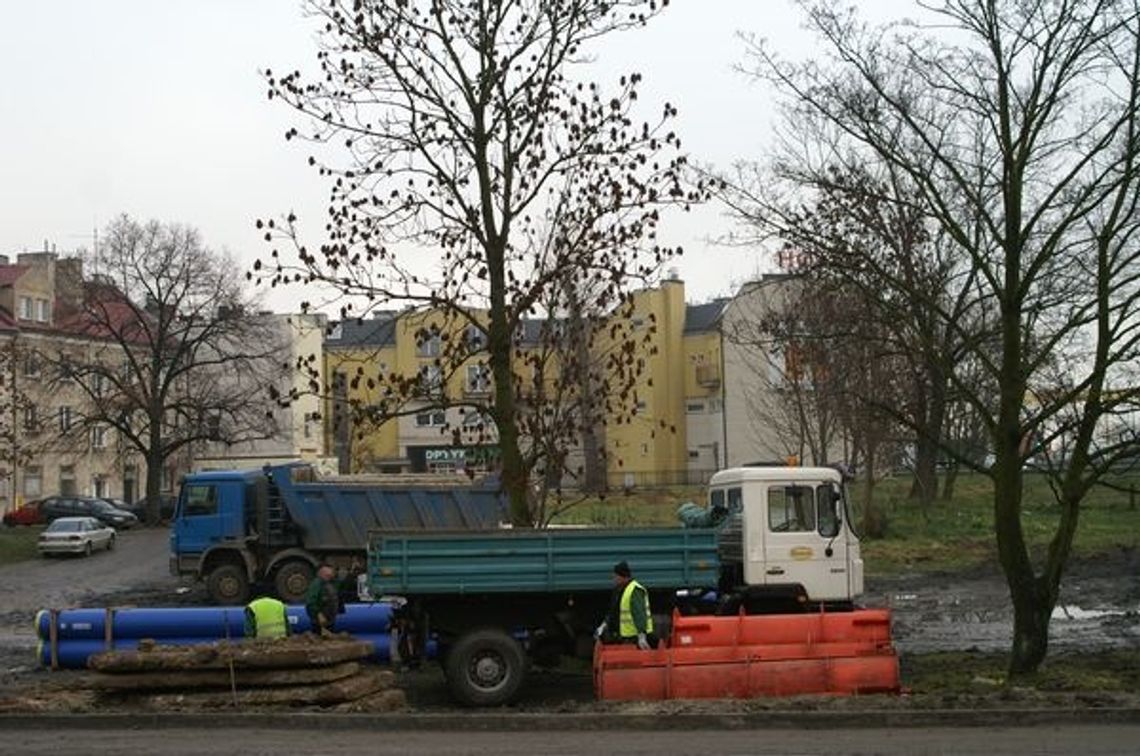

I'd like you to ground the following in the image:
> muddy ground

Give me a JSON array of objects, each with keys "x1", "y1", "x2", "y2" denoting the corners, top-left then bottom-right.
[{"x1": 0, "y1": 527, "x2": 1137, "y2": 711}]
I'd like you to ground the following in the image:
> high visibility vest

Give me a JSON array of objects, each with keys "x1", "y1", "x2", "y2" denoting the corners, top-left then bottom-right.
[
  {"x1": 618, "y1": 579, "x2": 654, "y2": 638},
  {"x1": 248, "y1": 597, "x2": 288, "y2": 638}
]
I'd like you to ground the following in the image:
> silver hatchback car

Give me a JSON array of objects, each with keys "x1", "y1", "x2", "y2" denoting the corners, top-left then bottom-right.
[{"x1": 38, "y1": 516, "x2": 116, "y2": 557}]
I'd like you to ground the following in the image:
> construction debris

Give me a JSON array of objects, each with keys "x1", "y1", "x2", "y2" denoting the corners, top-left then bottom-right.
[
  {"x1": 130, "y1": 669, "x2": 398, "y2": 709},
  {"x1": 83, "y1": 634, "x2": 404, "y2": 710}
]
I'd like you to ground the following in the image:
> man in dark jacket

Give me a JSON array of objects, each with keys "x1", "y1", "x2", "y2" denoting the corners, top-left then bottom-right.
[
  {"x1": 594, "y1": 560, "x2": 657, "y2": 649},
  {"x1": 305, "y1": 563, "x2": 340, "y2": 636}
]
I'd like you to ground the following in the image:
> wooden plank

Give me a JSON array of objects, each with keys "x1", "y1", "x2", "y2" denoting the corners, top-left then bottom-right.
[
  {"x1": 85, "y1": 661, "x2": 364, "y2": 691},
  {"x1": 88, "y1": 636, "x2": 375, "y2": 673}
]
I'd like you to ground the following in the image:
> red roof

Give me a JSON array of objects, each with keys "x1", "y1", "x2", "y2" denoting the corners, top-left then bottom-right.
[
  {"x1": 54, "y1": 297, "x2": 155, "y2": 345},
  {"x1": 0, "y1": 265, "x2": 30, "y2": 286}
]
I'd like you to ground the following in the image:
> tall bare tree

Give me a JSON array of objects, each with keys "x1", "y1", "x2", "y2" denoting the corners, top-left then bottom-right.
[
  {"x1": 255, "y1": 0, "x2": 706, "y2": 525},
  {"x1": 48, "y1": 215, "x2": 285, "y2": 524},
  {"x1": 739, "y1": 0, "x2": 1140, "y2": 675}
]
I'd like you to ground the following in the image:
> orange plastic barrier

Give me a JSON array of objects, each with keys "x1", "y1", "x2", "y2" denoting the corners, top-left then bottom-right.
[
  {"x1": 594, "y1": 608, "x2": 900, "y2": 701},
  {"x1": 671, "y1": 608, "x2": 892, "y2": 648},
  {"x1": 594, "y1": 643, "x2": 900, "y2": 700}
]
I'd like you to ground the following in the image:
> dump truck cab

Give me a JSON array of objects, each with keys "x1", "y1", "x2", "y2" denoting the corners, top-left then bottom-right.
[{"x1": 708, "y1": 465, "x2": 862, "y2": 605}]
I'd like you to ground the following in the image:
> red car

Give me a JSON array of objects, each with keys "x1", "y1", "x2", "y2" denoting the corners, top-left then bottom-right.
[{"x1": 2, "y1": 500, "x2": 44, "y2": 527}]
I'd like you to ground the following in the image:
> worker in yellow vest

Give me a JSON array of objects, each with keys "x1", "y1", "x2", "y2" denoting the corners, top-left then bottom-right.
[
  {"x1": 594, "y1": 560, "x2": 657, "y2": 650},
  {"x1": 245, "y1": 595, "x2": 290, "y2": 639}
]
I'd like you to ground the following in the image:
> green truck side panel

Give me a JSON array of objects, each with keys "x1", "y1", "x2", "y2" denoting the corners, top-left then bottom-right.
[{"x1": 368, "y1": 528, "x2": 721, "y2": 595}]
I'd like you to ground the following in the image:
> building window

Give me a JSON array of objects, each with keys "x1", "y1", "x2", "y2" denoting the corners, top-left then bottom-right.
[
  {"x1": 92, "y1": 373, "x2": 106, "y2": 395},
  {"x1": 466, "y1": 325, "x2": 486, "y2": 352},
  {"x1": 59, "y1": 465, "x2": 76, "y2": 496},
  {"x1": 23, "y1": 466, "x2": 42, "y2": 497},
  {"x1": 688, "y1": 449, "x2": 700, "y2": 459},
  {"x1": 635, "y1": 400, "x2": 647, "y2": 412},
  {"x1": 415, "y1": 410, "x2": 446, "y2": 427},
  {"x1": 686, "y1": 401, "x2": 705, "y2": 413},
  {"x1": 707, "y1": 398, "x2": 722, "y2": 413},
  {"x1": 22, "y1": 406, "x2": 38, "y2": 432},
  {"x1": 93, "y1": 475, "x2": 107, "y2": 498},
  {"x1": 416, "y1": 328, "x2": 442, "y2": 358},
  {"x1": 36, "y1": 299, "x2": 50, "y2": 323},
  {"x1": 631, "y1": 317, "x2": 645, "y2": 330},
  {"x1": 59, "y1": 406, "x2": 73, "y2": 432},
  {"x1": 22, "y1": 354, "x2": 39, "y2": 378},
  {"x1": 640, "y1": 443, "x2": 649, "y2": 455},
  {"x1": 462, "y1": 410, "x2": 492, "y2": 429},
  {"x1": 466, "y1": 364, "x2": 490, "y2": 394},
  {"x1": 418, "y1": 364, "x2": 443, "y2": 397},
  {"x1": 18, "y1": 296, "x2": 33, "y2": 320},
  {"x1": 91, "y1": 425, "x2": 107, "y2": 449},
  {"x1": 206, "y1": 414, "x2": 221, "y2": 440}
]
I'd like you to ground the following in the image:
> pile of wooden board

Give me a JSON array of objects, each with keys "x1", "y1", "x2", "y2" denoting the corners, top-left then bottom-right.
[{"x1": 83, "y1": 634, "x2": 406, "y2": 710}]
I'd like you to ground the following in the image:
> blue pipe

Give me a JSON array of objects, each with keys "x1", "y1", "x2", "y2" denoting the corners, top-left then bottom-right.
[{"x1": 36, "y1": 603, "x2": 394, "y2": 642}]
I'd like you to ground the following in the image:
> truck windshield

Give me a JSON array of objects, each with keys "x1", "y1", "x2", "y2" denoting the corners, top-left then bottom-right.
[{"x1": 182, "y1": 485, "x2": 218, "y2": 516}]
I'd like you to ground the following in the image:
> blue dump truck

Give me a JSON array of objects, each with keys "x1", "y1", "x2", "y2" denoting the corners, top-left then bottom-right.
[
  {"x1": 169, "y1": 463, "x2": 506, "y2": 605},
  {"x1": 367, "y1": 465, "x2": 865, "y2": 706}
]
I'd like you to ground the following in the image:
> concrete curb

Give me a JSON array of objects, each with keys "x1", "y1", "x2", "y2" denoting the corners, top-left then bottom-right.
[{"x1": 2, "y1": 708, "x2": 1139, "y2": 731}]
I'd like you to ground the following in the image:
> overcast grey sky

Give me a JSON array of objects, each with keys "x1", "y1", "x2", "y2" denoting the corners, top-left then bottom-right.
[{"x1": 0, "y1": 1, "x2": 913, "y2": 313}]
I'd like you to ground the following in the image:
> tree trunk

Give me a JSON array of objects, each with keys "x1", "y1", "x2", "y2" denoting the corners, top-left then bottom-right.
[
  {"x1": 144, "y1": 428, "x2": 165, "y2": 527},
  {"x1": 941, "y1": 463, "x2": 958, "y2": 500},
  {"x1": 483, "y1": 230, "x2": 530, "y2": 526},
  {"x1": 908, "y1": 441, "x2": 937, "y2": 518},
  {"x1": 1008, "y1": 576, "x2": 1051, "y2": 676},
  {"x1": 861, "y1": 451, "x2": 880, "y2": 538}
]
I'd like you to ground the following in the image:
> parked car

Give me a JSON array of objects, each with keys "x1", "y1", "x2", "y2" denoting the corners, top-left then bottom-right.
[
  {"x1": 124, "y1": 493, "x2": 178, "y2": 522},
  {"x1": 41, "y1": 496, "x2": 139, "y2": 530},
  {"x1": 38, "y1": 516, "x2": 116, "y2": 557},
  {"x1": 2, "y1": 499, "x2": 43, "y2": 527},
  {"x1": 90, "y1": 499, "x2": 139, "y2": 529}
]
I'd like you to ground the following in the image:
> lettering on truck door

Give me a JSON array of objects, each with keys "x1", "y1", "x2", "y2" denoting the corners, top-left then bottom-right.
[{"x1": 761, "y1": 482, "x2": 850, "y2": 602}]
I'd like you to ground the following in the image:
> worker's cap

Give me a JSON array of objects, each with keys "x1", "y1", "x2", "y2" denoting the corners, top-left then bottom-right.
[{"x1": 613, "y1": 560, "x2": 631, "y2": 577}]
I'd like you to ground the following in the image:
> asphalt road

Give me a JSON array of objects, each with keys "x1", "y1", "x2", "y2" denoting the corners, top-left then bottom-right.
[{"x1": 2, "y1": 724, "x2": 1138, "y2": 755}]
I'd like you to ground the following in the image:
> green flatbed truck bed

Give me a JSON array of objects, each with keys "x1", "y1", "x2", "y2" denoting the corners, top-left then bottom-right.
[{"x1": 367, "y1": 527, "x2": 720, "y2": 595}]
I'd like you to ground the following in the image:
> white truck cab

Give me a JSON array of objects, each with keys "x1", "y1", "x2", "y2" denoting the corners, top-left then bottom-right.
[{"x1": 708, "y1": 466, "x2": 863, "y2": 603}]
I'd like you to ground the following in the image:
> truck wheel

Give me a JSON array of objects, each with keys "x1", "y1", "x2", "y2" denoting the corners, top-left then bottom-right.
[
  {"x1": 206, "y1": 564, "x2": 250, "y2": 605},
  {"x1": 274, "y1": 561, "x2": 314, "y2": 604},
  {"x1": 444, "y1": 629, "x2": 527, "y2": 707}
]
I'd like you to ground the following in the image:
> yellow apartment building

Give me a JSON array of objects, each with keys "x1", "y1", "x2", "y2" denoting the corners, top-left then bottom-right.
[{"x1": 323, "y1": 277, "x2": 729, "y2": 487}]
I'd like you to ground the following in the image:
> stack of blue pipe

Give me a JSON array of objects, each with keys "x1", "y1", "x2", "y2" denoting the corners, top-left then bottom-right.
[{"x1": 35, "y1": 603, "x2": 405, "y2": 669}]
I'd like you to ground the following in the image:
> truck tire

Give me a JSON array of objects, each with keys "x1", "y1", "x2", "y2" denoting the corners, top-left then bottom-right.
[
  {"x1": 274, "y1": 560, "x2": 314, "y2": 604},
  {"x1": 444, "y1": 628, "x2": 527, "y2": 707},
  {"x1": 206, "y1": 563, "x2": 250, "y2": 605}
]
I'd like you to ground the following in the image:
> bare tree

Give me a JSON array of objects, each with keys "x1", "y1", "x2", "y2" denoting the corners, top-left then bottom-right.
[
  {"x1": 48, "y1": 215, "x2": 285, "y2": 524},
  {"x1": 721, "y1": 156, "x2": 976, "y2": 514},
  {"x1": 738, "y1": 0, "x2": 1140, "y2": 675},
  {"x1": 255, "y1": 0, "x2": 707, "y2": 525}
]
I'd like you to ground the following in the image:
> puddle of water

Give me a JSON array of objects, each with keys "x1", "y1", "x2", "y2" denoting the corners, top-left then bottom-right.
[{"x1": 1051, "y1": 605, "x2": 1137, "y2": 620}]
